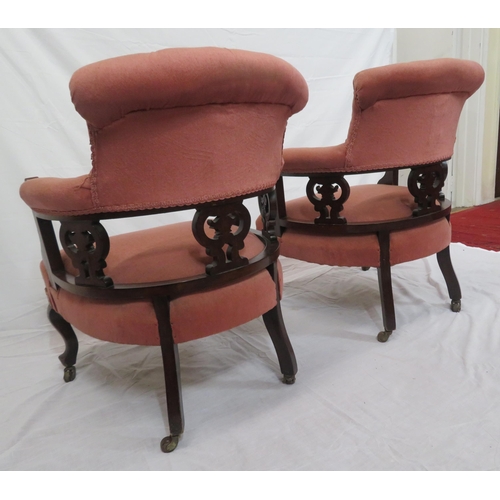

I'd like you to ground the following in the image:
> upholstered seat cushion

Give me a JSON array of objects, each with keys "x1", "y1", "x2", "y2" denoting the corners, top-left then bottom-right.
[
  {"x1": 275, "y1": 184, "x2": 451, "y2": 267},
  {"x1": 42, "y1": 222, "x2": 280, "y2": 345}
]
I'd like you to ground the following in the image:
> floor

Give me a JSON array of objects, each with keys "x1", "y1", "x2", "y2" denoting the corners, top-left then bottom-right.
[
  {"x1": 2, "y1": 244, "x2": 500, "y2": 470},
  {"x1": 451, "y1": 200, "x2": 500, "y2": 251}
]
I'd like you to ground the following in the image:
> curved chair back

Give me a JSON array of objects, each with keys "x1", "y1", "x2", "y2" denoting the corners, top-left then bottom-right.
[
  {"x1": 22, "y1": 47, "x2": 308, "y2": 217},
  {"x1": 70, "y1": 47, "x2": 309, "y2": 213},
  {"x1": 344, "y1": 58, "x2": 484, "y2": 172}
]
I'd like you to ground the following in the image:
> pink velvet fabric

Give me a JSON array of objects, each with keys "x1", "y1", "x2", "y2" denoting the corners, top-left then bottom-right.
[
  {"x1": 85, "y1": 104, "x2": 291, "y2": 213},
  {"x1": 70, "y1": 47, "x2": 309, "y2": 128},
  {"x1": 20, "y1": 175, "x2": 94, "y2": 215},
  {"x1": 41, "y1": 222, "x2": 282, "y2": 345},
  {"x1": 279, "y1": 218, "x2": 451, "y2": 268},
  {"x1": 20, "y1": 48, "x2": 308, "y2": 216},
  {"x1": 283, "y1": 143, "x2": 347, "y2": 175},
  {"x1": 282, "y1": 58, "x2": 484, "y2": 175},
  {"x1": 345, "y1": 93, "x2": 467, "y2": 171},
  {"x1": 353, "y1": 58, "x2": 483, "y2": 111}
]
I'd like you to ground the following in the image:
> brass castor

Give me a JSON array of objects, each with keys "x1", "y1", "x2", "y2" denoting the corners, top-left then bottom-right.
[
  {"x1": 63, "y1": 366, "x2": 76, "y2": 383},
  {"x1": 377, "y1": 330, "x2": 392, "y2": 343},
  {"x1": 161, "y1": 435, "x2": 180, "y2": 453},
  {"x1": 451, "y1": 300, "x2": 461, "y2": 313},
  {"x1": 282, "y1": 374, "x2": 296, "y2": 385}
]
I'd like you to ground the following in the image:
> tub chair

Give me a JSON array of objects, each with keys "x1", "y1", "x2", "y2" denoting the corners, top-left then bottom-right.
[
  {"x1": 258, "y1": 58, "x2": 484, "y2": 342},
  {"x1": 20, "y1": 47, "x2": 309, "y2": 452}
]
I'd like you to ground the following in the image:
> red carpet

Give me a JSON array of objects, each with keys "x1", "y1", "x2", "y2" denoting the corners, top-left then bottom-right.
[{"x1": 451, "y1": 199, "x2": 500, "y2": 251}]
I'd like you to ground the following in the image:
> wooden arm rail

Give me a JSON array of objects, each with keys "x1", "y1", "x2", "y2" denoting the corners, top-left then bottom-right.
[
  {"x1": 278, "y1": 160, "x2": 451, "y2": 235},
  {"x1": 279, "y1": 200, "x2": 451, "y2": 236},
  {"x1": 33, "y1": 189, "x2": 278, "y2": 301}
]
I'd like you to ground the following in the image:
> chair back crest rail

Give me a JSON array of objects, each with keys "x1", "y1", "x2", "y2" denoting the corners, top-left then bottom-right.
[
  {"x1": 34, "y1": 189, "x2": 279, "y2": 301},
  {"x1": 343, "y1": 59, "x2": 484, "y2": 172}
]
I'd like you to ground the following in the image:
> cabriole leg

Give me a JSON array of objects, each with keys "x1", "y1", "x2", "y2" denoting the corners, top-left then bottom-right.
[
  {"x1": 263, "y1": 302, "x2": 298, "y2": 384},
  {"x1": 436, "y1": 246, "x2": 462, "y2": 312},
  {"x1": 264, "y1": 262, "x2": 297, "y2": 384},
  {"x1": 153, "y1": 297, "x2": 184, "y2": 453},
  {"x1": 47, "y1": 305, "x2": 78, "y2": 382}
]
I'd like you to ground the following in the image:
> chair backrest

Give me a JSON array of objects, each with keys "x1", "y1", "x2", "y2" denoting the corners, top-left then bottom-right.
[
  {"x1": 68, "y1": 47, "x2": 309, "y2": 213},
  {"x1": 343, "y1": 58, "x2": 484, "y2": 172}
]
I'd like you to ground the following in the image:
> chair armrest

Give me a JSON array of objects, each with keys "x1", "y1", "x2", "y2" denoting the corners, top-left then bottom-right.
[
  {"x1": 282, "y1": 143, "x2": 347, "y2": 176},
  {"x1": 20, "y1": 175, "x2": 94, "y2": 216},
  {"x1": 31, "y1": 189, "x2": 280, "y2": 300}
]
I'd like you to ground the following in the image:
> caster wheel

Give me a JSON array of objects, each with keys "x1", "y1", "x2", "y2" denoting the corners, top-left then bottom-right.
[
  {"x1": 361, "y1": 267, "x2": 370, "y2": 271},
  {"x1": 377, "y1": 330, "x2": 392, "y2": 343},
  {"x1": 451, "y1": 300, "x2": 461, "y2": 313},
  {"x1": 161, "y1": 435, "x2": 179, "y2": 453},
  {"x1": 63, "y1": 366, "x2": 76, "y2": 383},
  {"x1": 282, "y1": 374, "x2": 296, "y2": 385}
]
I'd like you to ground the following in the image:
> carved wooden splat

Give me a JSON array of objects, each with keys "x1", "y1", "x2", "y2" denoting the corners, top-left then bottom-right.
[
  {"x1": 306, "y1": 175, "x2": 350, "y2": 224},
  {"x1": 192, "y1": 202, "x2": 251, "y2": 275},
  {"x1": 408, "y1": 161, "x2": 448, "y2": 216},
  {"x1": 59, "y1": 220, "x2": 113, "y2": 287},
  {"x1": 258, "y1": 189, "x2": 279, "y2": 239}
]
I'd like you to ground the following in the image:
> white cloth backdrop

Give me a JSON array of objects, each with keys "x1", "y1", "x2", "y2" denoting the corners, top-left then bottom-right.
[
  {"x1": 8, "y1": 29, "x2": 500, "y2": 471},
  {"x1": 3, "y1": 247, "x2": 500, "y2": 471}
]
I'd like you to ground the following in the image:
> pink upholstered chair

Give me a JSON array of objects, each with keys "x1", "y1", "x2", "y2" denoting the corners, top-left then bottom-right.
[
  {"x1": 259, "y1": 58, "x2": 484, "y2": 342},
  {"x1": 20, "y1": 47, "x2": 308, "y2": 452}
]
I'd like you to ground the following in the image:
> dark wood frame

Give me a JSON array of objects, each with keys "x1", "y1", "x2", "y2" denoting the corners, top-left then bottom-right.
[
  {"x1": 36, "y1": 186, "x2": 297, "y2": 453},
  {"x1": 266, "y1": 162, "x2": 461, "y2": 342}
]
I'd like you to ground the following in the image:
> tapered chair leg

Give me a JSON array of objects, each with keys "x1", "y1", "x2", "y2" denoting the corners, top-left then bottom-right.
[
  {"x1": 436, "y1": 245, "x2": 462, "y2": 312},
  {"x1": 47, "y1": 305, "x2": 79, "y2": 382},
  {"x1": 377, "y1": 232, "x2": 396, "y2": 342},
  {"x1": 263, "y1": 302, "x2": 297, "y2": 384},
  {"x1": 153, "y1": 297, "x2": 184, "y2": 453},
  {"x1": 377, "y1": 265, "x2": 396, "y2": 342}
]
